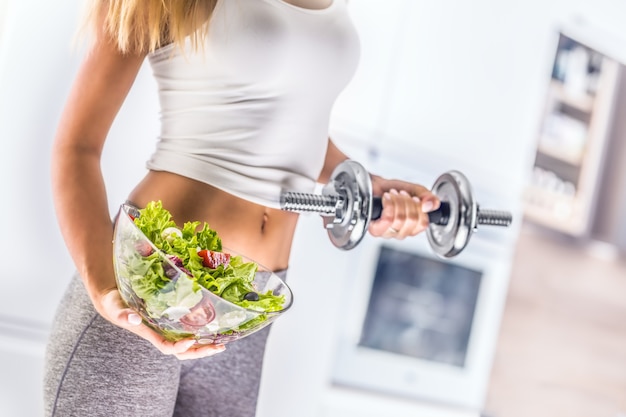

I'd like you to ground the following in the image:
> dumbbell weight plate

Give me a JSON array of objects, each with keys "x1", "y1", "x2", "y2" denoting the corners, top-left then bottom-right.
[
  {"x1": 427, "y1": 171, "x2": 477, "y2": 258},
  {"x1": 322, "y1": 160, "x2": 373, "y2": 250}
]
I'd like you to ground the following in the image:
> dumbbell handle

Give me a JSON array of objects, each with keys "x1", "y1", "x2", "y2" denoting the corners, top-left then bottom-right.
[
  {"x1": 280, "y1": 192, "x2": 450, "y2": 221},
  {"x1": 370, "y1": 198, "x2": 451, "y2": 225},
  {"x1": 371, "y1": 198, "x2": 512, "y2": 227}
]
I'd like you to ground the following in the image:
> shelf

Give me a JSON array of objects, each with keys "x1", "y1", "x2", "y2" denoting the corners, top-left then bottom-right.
[
  {"x1": 523, "y1": 186, "x2": 585, "y2": 235},
  {"x1": 549, "y1": 79, "x2": 594, "y2": 113},
  {"x1": 523, "y1": 206, "x2": 584, "y2": 236},
  {"x1": 536, "y1": 140, "x2": 584, "y2": 166},
  {"x1": 524, "y1": 32, "x2": 621, "y2": 238}
]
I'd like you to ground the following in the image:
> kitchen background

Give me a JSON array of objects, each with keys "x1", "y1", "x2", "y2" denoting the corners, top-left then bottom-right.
[{"x1": 1, "y1": 0, "x2": 625, "y2": 416}]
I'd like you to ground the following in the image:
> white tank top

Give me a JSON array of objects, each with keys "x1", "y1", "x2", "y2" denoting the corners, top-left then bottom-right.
[{"x1": 146, "y1": 0, "x2": 360, "y2": 208}]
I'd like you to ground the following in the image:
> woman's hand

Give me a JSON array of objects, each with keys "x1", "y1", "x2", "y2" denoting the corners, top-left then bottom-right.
[
  {"x1": 97, "y1": 288, "x2": 226, "y2": 360},
  {"x1": 368, "y1": 175, "x2": 440, "y2": 240}
]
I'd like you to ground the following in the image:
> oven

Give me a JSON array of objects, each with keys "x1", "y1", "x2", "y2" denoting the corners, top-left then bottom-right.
[{"x1": 326, "y1": 144, "x2": 518, "y2": 411}]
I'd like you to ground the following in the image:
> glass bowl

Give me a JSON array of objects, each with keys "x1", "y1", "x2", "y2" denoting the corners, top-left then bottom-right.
[{"x1": 112, "y1": 203, "x2": 293, "y2": 345}]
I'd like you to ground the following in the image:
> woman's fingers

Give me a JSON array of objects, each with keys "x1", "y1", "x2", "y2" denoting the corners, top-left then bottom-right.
[
  {"x1": 369, "y1": 190, "x2": 397, "y2": 237},
  {"x1": 121, "y1": 312, "x2": 227, "y2": 358},
  {"x1": 174, "y1": 343, "x2": 226, "y2": 360},
  {"x1": 369, "y1": 188, "x2": 435, "y2": 239},
  {"x1": 98, "y1": 288, "x2": 140, "y2": 328},
  {"x1": 398, "y1": 190, "x2": 422, "y2": 236},
  {"x1": 98, "y1": 288, "x2": 226, "y2": 359},
  {"x1": 131, "y1": 325, "x2": 226, "y2": 358}
]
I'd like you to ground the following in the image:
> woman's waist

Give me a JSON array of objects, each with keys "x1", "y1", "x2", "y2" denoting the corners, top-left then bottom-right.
[
  {"x1": 126, "y1": 170, "x2": 299, "y2": 270},
  {"x1": 147, "y1": 137, "x2": 326, "y2": 207}
]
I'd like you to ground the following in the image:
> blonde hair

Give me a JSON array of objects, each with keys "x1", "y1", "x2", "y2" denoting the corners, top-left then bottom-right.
[{"x1": 82, "y1": 0, "x2": 217, "y2": 54}]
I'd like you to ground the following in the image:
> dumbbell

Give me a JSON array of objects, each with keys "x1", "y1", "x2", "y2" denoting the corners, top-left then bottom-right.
[{"x1": 280, "y1": 160, "x2": 512, "y2": 258}]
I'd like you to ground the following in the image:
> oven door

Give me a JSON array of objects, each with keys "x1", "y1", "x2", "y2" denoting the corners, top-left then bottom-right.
[{"x1": 331, "y1": 233, "x2": 512, "y2": 410}]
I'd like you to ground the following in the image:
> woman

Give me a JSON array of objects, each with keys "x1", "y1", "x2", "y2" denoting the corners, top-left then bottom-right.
[{"x1": 44, "y1": 0, "x2": 439, "y2": 416}]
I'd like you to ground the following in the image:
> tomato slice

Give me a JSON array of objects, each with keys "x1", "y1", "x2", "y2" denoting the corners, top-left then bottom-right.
[
  {"x1": 198, "y1": 249, "x2": 231, "y2": 269},
  {"x1": 134, "y1": 240, "x2": 154, "y2": 257},
  {"x1": 180, "y1": 298, "x2": 216, "y2": 328}
]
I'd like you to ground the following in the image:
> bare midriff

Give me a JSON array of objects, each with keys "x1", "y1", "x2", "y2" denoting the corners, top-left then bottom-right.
[{"x1": 126, "y1": 170, "x2": 300, "y2": 272}]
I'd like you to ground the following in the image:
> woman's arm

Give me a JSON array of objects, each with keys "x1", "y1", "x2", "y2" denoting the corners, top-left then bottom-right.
[
  {"x1": 319, "y1": 138, "x2": 440, "y2": 239},
  {"x1": 317, "y1": 139, "x2": 349, "y2": 184},
  {"x1": 51, "y1": 19, "x2": 222, "y2": 359},
  {"x1": 52, "y1": 26, "x2": 146, "y2": 309}
]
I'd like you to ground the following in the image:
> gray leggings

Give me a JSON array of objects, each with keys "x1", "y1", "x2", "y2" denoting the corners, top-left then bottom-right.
[{"x1": 43, "y1": 271, "x2": 285, "y2": 417}]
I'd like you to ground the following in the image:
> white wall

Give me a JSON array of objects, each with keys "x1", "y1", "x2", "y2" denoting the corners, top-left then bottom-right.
[
  {"x1": 0, "y1": 0, "x2": 9, "y2": 46},
  {"x1": 2, "y1": 1, "x2": 626, "y2": 416},
  {"x1": 331, "y1": 0, "x2": 626, "y2": 194},
  {"x1": 0, "y1": 0, "x2": 159, "y2": 415}
]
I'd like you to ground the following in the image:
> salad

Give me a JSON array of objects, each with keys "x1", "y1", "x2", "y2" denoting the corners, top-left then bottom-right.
[{"x1": 113, "y1": 201, "x2": 287, "y2": 342}]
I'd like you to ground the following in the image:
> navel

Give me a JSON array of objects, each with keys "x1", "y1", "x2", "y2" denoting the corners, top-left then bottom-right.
[{"x1": 261, "y1": 211, "x2": 269, "y2": 233}]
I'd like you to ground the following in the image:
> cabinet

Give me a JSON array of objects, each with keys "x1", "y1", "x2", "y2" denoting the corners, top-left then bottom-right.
[{"x1": 523, "y1": 31, "x2": 621, "y2": 236}]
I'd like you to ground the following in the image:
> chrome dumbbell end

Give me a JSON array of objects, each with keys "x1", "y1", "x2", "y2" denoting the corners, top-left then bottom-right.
[
  {"x1": 477, "y1": 208, "x2": 513, "y2": 227},
  {"x1": 280, "y1": 192, "x2": 338, "y2": 216},
  {"x1": 424, "y1": 170, "x2": 514, "y2": 258},
  {"x1": 280, "y1": 160, "x2": 373, "y2": 250},
  {"x1": 321, "y1": 160, "x2": 373, "y2": 250}
]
